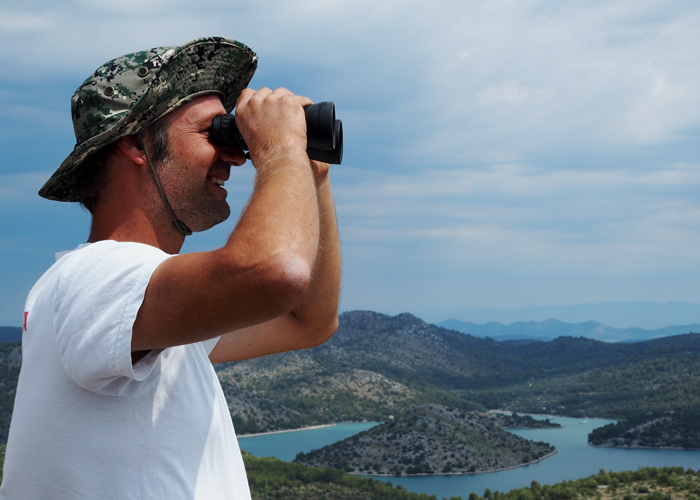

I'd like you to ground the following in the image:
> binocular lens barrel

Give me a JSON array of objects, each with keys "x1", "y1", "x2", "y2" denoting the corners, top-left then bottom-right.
[{"x1": 210, "y1": 101, "x2": 343, "y2": 165}]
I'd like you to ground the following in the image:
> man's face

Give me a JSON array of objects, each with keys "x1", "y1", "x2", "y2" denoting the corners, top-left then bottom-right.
[{"x1": 150, "y1": 95, "x2": 246, "y2": 233}]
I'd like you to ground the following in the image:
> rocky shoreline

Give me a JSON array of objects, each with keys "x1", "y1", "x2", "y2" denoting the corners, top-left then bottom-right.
[
  {"x1": 590, "y1": 443, "x2": 700, "y2": 451},
  {"x1": 365, "y1": 449, "x2": 559, "y2": 477},
  {"x1": 295, "y1": 405, "x2": 558, "y2": 476}
]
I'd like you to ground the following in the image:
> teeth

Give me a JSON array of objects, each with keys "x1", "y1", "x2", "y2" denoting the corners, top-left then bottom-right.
[{"x1": 211, "y1": 177, "x2": 225, "y2": 186}]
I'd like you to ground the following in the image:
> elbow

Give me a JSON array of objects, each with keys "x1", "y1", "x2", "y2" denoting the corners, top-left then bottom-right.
[
  {"x1": 298, "y1": 313, "x2": 340, "y2": 350},
  {"x1": 252, "y1": 250, "x2": 314, "y2": 314},
  {"x1": 317, "y1": 314, "x2": 340, "y2": 345}
]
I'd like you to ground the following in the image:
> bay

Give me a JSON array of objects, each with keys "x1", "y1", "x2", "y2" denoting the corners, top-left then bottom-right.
[
  {"x1": 238, "y1": 416, "x2": 700, "y2": 499},
  {"x1": 238, "y1": 421, "x2": 380, "y2": 462}
]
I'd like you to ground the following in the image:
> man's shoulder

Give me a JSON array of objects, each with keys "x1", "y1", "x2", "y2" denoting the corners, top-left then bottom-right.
[
  {"x1": 41, "y1": 241, "x2": 171, "y2": 289},
  {"x1": 27, "y1": 240, "x2": 172, "y2": 309},
  {"x1": 58, "y1": 240, "x2": 169, "y2": 264}
]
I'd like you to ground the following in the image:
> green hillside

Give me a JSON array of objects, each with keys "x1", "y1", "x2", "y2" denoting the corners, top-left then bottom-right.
[
  {"x1": 0, "y1": 344, "x2": 20, "y2": 443},
  {"x1": 0, "y1": 311, "x2": 698, "y2": 439},
  {"x1": 216, "y1": 311, "x2": 700, "y2": 434},
  {"x1": 589, "y1": 411, "x2": 700, "y2": 449},
  {"x1": 244, "y1": 460, "x2": 700, "y2": 500}
]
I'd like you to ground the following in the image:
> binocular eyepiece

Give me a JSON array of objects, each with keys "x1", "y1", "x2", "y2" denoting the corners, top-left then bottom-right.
[{"x1": 210, "y1": 101, "x2": 343, "y2": 165}]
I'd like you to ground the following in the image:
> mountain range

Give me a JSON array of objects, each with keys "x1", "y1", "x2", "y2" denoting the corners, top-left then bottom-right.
[
  {"x1": 5, "y1": 314, "x2": 700, "y2": 346},
  {"x1": 437, "y1": 318, "x2": 700, "y2": 343},
  {"x1": 1, "y1": 311, "x2": 699, "y2": 439},
  {"x1": 423, "y1": 301, "x2": 700, "y2": 330},
  {"x1": 215, "y1": 311, "x2": 700, "y2": 434}
]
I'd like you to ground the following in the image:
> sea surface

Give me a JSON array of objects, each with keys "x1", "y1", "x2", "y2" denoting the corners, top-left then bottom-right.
[{"x1": 238, "y1": 416, "x2": 700, "y2": 499}]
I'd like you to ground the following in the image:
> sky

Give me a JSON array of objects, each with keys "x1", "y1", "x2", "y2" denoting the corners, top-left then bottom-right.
[{"x1": 2, "y1": 0, "x2": 700, "y2": 328}]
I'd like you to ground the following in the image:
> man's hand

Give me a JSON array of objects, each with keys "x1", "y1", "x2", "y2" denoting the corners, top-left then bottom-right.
[{"x1": 234, "y1": 87, "x2": 312, "y2": 169}]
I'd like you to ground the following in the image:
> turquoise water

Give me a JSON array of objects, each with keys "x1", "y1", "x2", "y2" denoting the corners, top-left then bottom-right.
[
  {"x1": 238, "y1": 416, "x2": 700, "y2": 499},
  {"x1": 238, "y1": 421, "x2": 380, "y2": 462}
]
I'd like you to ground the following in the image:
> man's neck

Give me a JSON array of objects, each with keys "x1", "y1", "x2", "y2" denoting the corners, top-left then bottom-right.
[{"x1": 88, "y1": 207, "x2": 185, "y2": 255}]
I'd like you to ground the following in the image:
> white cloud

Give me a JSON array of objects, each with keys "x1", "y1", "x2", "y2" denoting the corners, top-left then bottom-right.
[
  {"x1": 2, "y1": 0, "x2": 700, "y2": 323},
  {"x1": 389, "y1": 1, "x2": 700, "y2": 164},
  {"x1": 4, "y1": 1, "x2": 700, "y2": 161},
  {"x1": 334, "y1": 159, "x2": 700, "y2": 279},
  {"x1": 0, "y1": 7, "x2": 50, "y2": 33}
]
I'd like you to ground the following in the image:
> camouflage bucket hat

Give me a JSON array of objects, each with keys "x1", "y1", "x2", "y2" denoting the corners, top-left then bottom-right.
[{"x1": 39, "y1": 36, "x2": 258, "y2": 202}]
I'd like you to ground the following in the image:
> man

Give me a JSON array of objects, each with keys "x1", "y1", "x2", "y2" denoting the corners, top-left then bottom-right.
[{"x1": 0, "y1": 37, "x2": 341, "y2": 499}]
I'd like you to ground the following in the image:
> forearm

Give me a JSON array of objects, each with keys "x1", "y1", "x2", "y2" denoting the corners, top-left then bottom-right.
[
  {"x1": 209, "y1": 167, "x2": 339, "y2": 362},
  {"x1": 212, "y1": 147, "x2": 319, "y2": 326},
  {"x1": 223, "y1": 87, "x2": 321, "y2": 284},
  {"x1": 229, "y1": 147, "x2": 320, "y2": 271},
  {"x1": 289, "y1": 168, "x2": 341, "y2": 340}
]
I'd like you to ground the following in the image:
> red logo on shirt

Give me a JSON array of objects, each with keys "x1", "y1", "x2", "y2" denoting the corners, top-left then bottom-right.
[{"x1": 23, "y1": 311, "x2": 28, "y2": 332}]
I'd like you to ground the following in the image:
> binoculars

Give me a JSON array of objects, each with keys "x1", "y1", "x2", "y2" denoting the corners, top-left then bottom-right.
[{"x1": 210, "y1": 101, "x2": 343, "y2": 164}]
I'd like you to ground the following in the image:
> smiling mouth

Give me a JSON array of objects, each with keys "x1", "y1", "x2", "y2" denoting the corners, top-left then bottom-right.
[{"x1": 210, "y1": 177, "x2": 226, "y2": 187}]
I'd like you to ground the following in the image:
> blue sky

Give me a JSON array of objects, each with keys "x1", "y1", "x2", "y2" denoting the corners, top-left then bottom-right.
[{"x1": 2, "y1": 1, "x2": 700, "y2": 328}]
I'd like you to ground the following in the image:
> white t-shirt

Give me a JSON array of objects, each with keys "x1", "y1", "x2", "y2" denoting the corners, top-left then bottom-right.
[{"x1": 0, "y1": 241, "x2": 250, "y2": 500}]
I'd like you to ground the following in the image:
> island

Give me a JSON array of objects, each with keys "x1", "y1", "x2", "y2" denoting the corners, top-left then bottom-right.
[{"x1": 294, "y1": 404, "x2": 558, "y2": 476}]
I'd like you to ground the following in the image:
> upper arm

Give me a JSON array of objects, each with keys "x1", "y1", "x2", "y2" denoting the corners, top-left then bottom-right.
[{"x1": 131, "y1": 246, "x2": 312, "y2": 353}]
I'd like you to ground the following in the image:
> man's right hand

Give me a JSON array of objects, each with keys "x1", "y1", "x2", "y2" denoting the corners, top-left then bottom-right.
[{"x1": 234, "y1": 87, "x2": 313, "y2": 170}]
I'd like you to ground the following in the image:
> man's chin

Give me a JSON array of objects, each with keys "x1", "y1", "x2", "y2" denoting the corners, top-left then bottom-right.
[{"x1": 186, "y1": 204, "x2": 231, "y2": 233}]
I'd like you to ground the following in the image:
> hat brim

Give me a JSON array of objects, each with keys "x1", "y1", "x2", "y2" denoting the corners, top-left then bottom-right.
[{"x1": 39, "y1": 37, "x2": 257, "y2": 202}]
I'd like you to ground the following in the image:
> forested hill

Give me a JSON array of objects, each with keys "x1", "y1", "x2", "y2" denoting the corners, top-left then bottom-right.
[
  {"x1": 589, "y1": 411, "x2": 700, "y2": 449},
  {"x1": 0, "y1": 311, "x2": 698, "y2": 438},
  {"x1": 294, "y1": 404, "x2": 557, "y2": 476},
  {"x1": 319, "y1": 311, "x2": 700, "y2": 389},
  {"x1": 215, "y1": 311, "x2": 700, "y2": 434}
]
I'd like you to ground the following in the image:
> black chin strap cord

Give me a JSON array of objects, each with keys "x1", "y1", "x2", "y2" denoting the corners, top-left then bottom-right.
[{"x1": 138, "y1": 133, "x2": 193, "y2": 237}]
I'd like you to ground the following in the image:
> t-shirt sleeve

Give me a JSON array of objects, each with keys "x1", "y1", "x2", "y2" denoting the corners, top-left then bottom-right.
[
  {"x1": 53, "y1": 242, "x2": 173, "y2": 397},
  {"x1": 200, "y1": 336, "x2": 221, "y2": 356}
]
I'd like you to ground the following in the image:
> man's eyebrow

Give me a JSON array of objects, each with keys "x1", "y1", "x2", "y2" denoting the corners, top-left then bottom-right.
[{"x1": 186, "y1": 112, "x2": 217, "y2": 130}]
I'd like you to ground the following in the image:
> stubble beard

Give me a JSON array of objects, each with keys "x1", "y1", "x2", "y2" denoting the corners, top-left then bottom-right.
[{"x1": 154, "y1": 157, "x2": 231, "y2": 233}]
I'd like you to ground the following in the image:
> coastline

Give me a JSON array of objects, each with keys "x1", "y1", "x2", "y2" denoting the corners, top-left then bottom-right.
[
  {"x1": 358, "y1": 449, "x2": 559, "y2": 477},
  {"x1": 238, "y1": 423, "x2": 339, "y2": 438},
  {"x1": 590, "y1": 443, "x2": 700, "y2": 451}
]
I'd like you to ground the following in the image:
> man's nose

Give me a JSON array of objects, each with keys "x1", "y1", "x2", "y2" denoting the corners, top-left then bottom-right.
[{"x1": 219, "y1": 145, "x2": 247, "y2": 167}]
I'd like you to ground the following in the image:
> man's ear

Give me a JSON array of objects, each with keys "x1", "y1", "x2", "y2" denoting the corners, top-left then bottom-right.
[{"x1": 116, "y1": 135, "x2": 147, "y2": 165}]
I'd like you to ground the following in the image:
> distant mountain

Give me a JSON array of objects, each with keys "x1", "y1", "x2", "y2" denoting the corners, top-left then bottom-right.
[
  {"x1": 437, "y1": 318, "x2": 700, "y2": 343},
  {"x1": 426, "y1": 301, "x2": 700, "y2": 330},
  {"x1": 0, "y1": 328, "x2": 21, "y2": 343}
]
